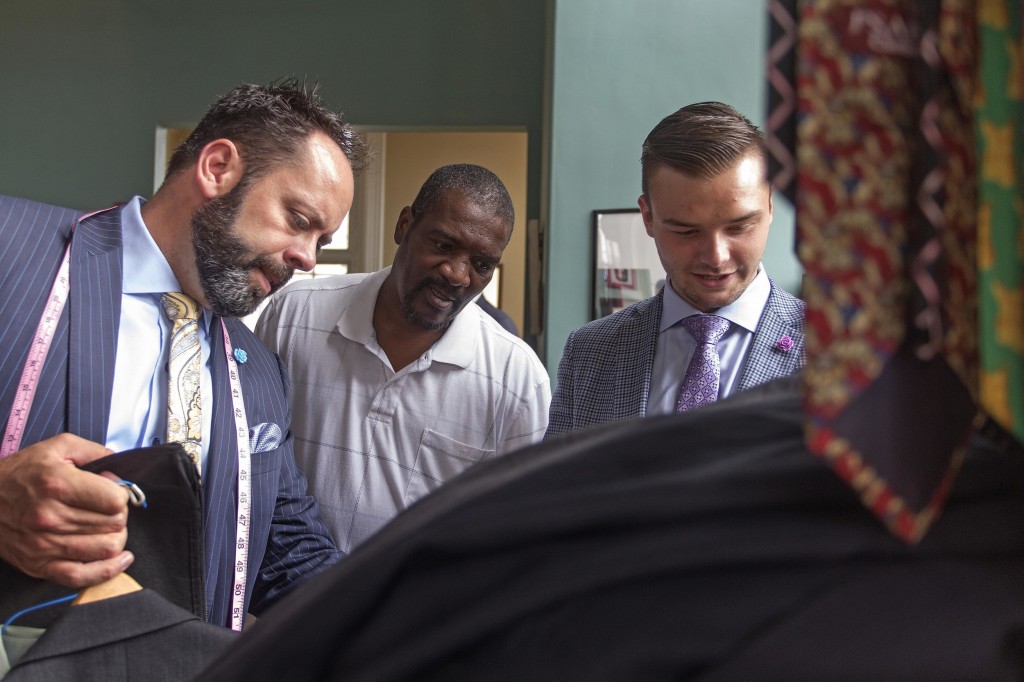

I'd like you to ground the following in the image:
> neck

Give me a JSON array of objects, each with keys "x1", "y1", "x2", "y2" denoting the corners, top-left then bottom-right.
[{"x1": 141, "y1": 184, "x2": 203, "y2": 301}]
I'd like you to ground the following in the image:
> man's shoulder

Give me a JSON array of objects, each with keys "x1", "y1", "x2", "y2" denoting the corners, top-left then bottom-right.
[
  {"x1": 469, "y1": 305, "x2": 548, "y2": 376},
  {"x1": 571, "y1": 294, "x2": 662, "y2": 341},
  {"x1": 268, "y1": 272, "x2": 374, "y2": 316},
  {"x1": 765, "y1": 279, "x2": 807, "y2": 320},
  {"x1": 277, "y1": 271, "x2": 373, "y2": 297},
  {"x1": 0, "y1": 195, "x2": 82, "y2": 230}
]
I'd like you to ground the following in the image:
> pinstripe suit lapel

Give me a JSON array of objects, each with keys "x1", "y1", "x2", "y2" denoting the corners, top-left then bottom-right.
[
  {"x1": 203, "y1": 317, "x2": 235, "y2": 534},
  {"x1": 202, "y1": 317, "x2": 237, "y2": 617},
  {"x1": 613, "y1": 293, "x2": 662, "y2": 419},
  {"x1": 67, "y1": 208, "x2": 122, "y2": 442}
]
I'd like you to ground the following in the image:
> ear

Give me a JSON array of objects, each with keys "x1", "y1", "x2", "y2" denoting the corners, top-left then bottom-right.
[
  {"x1": 638, "y1": 194, "x2": 655, "y2": 238},
  {"x1": 767, "y1": 186, "x2": 774, "y2": 225},
  {"x1": 194, "y1": 139, "x2": 244, "y2": 199},
  {"x1": 394, "y1": 206, "x2": 415, "y2": 245}
]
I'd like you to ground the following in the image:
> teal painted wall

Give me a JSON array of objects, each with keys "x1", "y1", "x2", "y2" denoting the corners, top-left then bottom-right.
[
  {"x1": 0, "y1": 0, "x2": 546, "y2": 214},
  {"x1": 543, "y1": 0, "x2": 801, "y2": 376}
]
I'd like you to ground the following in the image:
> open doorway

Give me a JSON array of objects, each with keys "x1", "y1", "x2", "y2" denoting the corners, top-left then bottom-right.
[{"x1": 155, "y1": 126, "x2": 528, "y2": 333}]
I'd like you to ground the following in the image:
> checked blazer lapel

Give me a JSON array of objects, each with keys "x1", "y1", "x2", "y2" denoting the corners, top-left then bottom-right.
[
  {"x1": 613, "y1": 292, "x2": 663, "y2": 420},
  {"x1": 66, "y1": 208, "x2": 123, "y2": 443},
  {"x1": 737, "y1": 282, "x2": 805, "y2": 391}
]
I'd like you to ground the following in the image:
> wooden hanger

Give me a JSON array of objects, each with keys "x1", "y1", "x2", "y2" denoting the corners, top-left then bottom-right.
[{"x1": 71, "y1": 572, "x2": 142, "y2": 606}]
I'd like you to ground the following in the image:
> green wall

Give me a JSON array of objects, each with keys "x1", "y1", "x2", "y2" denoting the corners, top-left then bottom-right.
[
  {"x1": 0, "y1": 0, "x2": 546, "y2": 213},
  {"x1": 543, "y1": 0, "x2": 801, "y2": 375}
]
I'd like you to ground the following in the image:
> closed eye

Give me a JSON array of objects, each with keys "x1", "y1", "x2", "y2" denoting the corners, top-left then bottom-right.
[{"x1": 291, "y1": 211, "x2": 311, "y2": 231}]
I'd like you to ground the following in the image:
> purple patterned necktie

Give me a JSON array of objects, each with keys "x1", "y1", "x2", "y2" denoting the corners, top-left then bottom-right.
[{"x1": 675, "y1": 315, "x2": 731, "y2": 413}]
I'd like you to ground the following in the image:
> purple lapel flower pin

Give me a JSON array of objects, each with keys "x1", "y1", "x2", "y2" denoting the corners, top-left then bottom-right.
[{"x1": 775, "y1": 336, "x2": 794, "y2": 352}]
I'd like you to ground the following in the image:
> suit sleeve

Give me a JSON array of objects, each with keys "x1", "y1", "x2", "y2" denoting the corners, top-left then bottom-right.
[
  {"x1": 247, "y1": 352, "x2": 344, "y2": 615},
  {"x1": 544, "y1": 331, "x2": 578, "y2": 439}
]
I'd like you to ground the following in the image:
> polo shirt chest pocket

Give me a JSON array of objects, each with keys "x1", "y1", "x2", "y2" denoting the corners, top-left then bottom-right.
[{"x1": 404, "y1": 428, "x2": 494, "y2": 503}]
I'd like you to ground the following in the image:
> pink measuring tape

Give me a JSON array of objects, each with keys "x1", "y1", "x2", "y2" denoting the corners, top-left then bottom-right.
[
  {"x1": 2, "y1": 211, "x2": 254, "y2": 631},
  {"x1": 1, "y1": 206, "x2": 112, "y2": 458}
]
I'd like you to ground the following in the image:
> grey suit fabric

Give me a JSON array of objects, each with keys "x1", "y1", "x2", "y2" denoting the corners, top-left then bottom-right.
[
  {"x1": 0, "y1": 195, "x2": 343, "y2": 626},
  {"x1": 4, "y1": 589, "x2": 237, "y2": 681},
  {"x1": 546, "y1": 280, "x2": 806, "y2": 437}
]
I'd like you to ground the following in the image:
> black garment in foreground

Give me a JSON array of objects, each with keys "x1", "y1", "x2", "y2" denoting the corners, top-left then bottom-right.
[
  {"x1": 200, "y1": 376, "x2": 1024, "y2": 681},
  {"x1": 5, "y1": 589, "x2": 237, "y2": 681}
]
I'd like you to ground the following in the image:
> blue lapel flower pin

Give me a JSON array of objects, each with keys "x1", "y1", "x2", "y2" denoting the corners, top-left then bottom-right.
[
  {"x1": 234, "y1": 347, "x2": 248, "y2": 364},
  {"x1": 775, "y1": 336, "x2": 794, "y2": 352}
]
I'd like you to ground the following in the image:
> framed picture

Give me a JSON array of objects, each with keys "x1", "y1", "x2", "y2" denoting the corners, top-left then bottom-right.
[{"x1": 592, "y1": 209, "x2": 665, "y2": 319}]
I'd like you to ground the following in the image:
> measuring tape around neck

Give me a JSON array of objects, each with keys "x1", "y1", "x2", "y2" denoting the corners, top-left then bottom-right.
[
  {"x1": 0, "y1": 205, "x2": 113, "y2": 457},
  {"x1": 220, "y1": 319, "x2": 252, "y2": 632}
]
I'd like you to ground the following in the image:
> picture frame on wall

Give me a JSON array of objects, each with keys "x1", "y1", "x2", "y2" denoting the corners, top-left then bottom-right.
[{"x1": 592, "y1": 209, "x2": 665, "y2": 320}]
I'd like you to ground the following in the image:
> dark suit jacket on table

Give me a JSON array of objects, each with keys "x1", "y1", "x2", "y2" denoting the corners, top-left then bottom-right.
[
  {"x1": 4, "y1": 590, "x2": 237, "y2": 681},
  {"x1": 546, "y1": 282, "x2": 806, "y2": 437},
  {"x1": 198, "y1": 375, "x2": 1024, "y2": 681},
  {"x1": 0, "y1": 195, "x2": 342, "y2": 626}
]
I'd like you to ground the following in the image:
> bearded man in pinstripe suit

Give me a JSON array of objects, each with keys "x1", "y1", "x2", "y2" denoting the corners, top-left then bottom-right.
[
  {"x1": 547, "y1": 102, "x2": 805, "y2": 438},
  {"x1": 0, "y1": 79, "x2": 369, "y2": 628}
]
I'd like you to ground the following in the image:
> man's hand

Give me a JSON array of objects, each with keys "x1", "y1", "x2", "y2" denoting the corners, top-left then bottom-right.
[{"x1": 0, "y1": 433, "x2": 134, "y2": 588}]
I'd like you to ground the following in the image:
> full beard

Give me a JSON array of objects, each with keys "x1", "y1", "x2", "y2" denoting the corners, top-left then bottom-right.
[
  {"x1": 400, "y1": 278, "x2": 467, "y2": 332},
  {"x1": 191, "y1": 184, "x2": 294, "y2": 318}
]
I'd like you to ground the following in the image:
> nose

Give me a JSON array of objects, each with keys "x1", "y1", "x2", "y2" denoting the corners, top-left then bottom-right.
[
  {"x1": 701, "y1": 233, "x2": 729, "y2": 269},
  {"x1": 439, "y1": 257, "x2": 471, "y2": 288},
  {"x1": 284, "y1": 237, "x2": 317, "y2": 272}
]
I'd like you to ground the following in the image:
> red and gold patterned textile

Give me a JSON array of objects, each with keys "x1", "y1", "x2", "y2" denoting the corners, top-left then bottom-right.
[{"x1": 778, "y1": 0, "x2": 989, "y2": 542}]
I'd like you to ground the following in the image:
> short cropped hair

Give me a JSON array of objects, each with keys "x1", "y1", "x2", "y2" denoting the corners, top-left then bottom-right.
[
  {"x1": 165, "y1": 77, "x2": 371, "y2": 183},
  {"x1": 410, "y1": 164, "x2": 515, "y2": 234},
  {"x1": 640, "y1": 101, "x2": 767, "y2": 195}
]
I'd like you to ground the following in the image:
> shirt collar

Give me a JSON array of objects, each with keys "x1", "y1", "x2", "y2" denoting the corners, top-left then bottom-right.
[
  {"x1": 429, "y1": 293, "x2": 480, "y2": 368},
  {"x1": 659, "y1": 265, "x2": 771, "y2": 333},
  {"x1": 336, "y1": 266, "x2": 479, "y2": 368},
  {"x1": 121, "y1": 196, "x2": 180, "y2": 295}
]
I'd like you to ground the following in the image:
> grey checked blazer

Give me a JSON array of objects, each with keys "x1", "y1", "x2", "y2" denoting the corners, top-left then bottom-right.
[
  {"x1": 546, "y1": 282, "x2": 806, "y2": 437},
  {"x1": 0, "y1": 195, "x2": 342, "y2": 626}
]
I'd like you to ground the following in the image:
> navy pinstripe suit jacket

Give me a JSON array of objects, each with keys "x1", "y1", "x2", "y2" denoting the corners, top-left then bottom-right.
[
  {"x1": 0, "y1": 196, "x2": 342, "y2": 626},
  {"x1": 546, "y1": 283, "x2": 806, "y2": 437}
]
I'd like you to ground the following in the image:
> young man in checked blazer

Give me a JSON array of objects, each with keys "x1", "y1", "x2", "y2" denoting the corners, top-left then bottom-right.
[{"x1": 546, "y1": 102, "x2": 805, "y2": 438}]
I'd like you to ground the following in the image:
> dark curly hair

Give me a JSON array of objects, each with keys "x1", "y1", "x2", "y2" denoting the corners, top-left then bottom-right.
[
  {"x1": 410, "y1": 164, "x2": 514, "y2": 235},
  {"x1": 165, "y1": 77, "x2": 370, "y2": 184}
]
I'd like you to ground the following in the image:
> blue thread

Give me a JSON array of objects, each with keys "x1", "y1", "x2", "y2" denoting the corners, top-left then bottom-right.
[
  {"x1": 3, "y1": 593, "x2": 78, "y2": 633},
  {"x1": 234, "y1": 348, "x2": 248, "y2": 364}
]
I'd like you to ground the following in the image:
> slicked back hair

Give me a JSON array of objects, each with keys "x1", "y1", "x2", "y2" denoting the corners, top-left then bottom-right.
[
  {"x1": 164, "y1": 78, "x2": 371, "y2": 186},
  {"x1": 640, "y1": 101, "x2": 768, "y2": 195},
  {"x1": 410, "y1": 164, "x2": 515, "y2": 239}
]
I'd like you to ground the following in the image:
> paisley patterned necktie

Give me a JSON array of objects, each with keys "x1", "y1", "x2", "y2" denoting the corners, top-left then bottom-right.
[{"x1": 162, "y1": 292, "x2": 202, "y2": 475}]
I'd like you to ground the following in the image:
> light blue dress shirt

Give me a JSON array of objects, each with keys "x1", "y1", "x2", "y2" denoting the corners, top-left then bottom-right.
[
  {"x1": 647, "y1": 267, "x2": 771, "y2": 415},
  {"x1": 105, "y1": 196, "x2": 213, "y2": 467}
]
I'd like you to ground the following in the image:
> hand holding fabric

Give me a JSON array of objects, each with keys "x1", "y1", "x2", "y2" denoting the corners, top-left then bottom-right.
[{"x1": 0, "y1": 433, "x2": 133, "y2": 588}]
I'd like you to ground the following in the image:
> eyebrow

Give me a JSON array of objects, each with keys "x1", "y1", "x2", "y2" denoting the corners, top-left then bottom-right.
[
  {"x1": 665, "y1": 209, "x2": 764, "y2": 229},
  {"x1": 431, "y1": 228, "x2": 502, "y2": 264}
]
